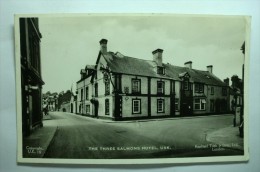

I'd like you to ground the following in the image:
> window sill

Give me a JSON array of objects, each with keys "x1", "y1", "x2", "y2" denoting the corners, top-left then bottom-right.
[
  {"x1": 132, "y1": 113, "x2": 141, "y2": 115},
  {"x1": 157, "y1": 111, "x2": 165, "y2": 113},
  {"x1": 157, "y1": 93, "x2": 165, "y2": 95}
]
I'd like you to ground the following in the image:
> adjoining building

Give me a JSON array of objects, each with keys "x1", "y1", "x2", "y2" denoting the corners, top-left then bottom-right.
[
  {"x1": 76, "y1": 39, "x2": 230, "y2": 120},
  {"x1": 76, "y1": 66, "x2": 95, "y2": 116},
  {"x1": 59, "y1": 90, "x2": 75, "y2": 113},
  {"x1": 20, "y1": 18, "x2": 44, "y2": 136},
  {"x1": 42, "y1": 92, "x2": 58, "y2": 111}
]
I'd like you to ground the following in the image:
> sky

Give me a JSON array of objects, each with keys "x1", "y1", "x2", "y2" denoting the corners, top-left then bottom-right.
[{"x1": 39, "y1": 14, "x2": 247, "y2": 94}]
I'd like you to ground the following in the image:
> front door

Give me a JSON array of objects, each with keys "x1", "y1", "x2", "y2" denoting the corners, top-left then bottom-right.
[
  {"x1": 70, "y1": 103, "x2": 73, "y2": 113},
  {"x1": 114, "y1": 95, "x2": 122, "y2": 119},
  {"x1": 210, "y1": 99, "x2": 214, "y2": 112},
  {"x1": 94, "y1": 102, "x2": 99, "y2": 117},
  {"x1": 181, "y1": 101, "x2": 192, "y2": 115},
  {"x1": 180, "y1": 77, "x2": 193, "y2": 116}
]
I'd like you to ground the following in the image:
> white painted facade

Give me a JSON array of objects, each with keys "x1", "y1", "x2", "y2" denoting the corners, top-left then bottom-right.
[{"x1": 74, "y1": 39, "x2": 230, "y2": 120}]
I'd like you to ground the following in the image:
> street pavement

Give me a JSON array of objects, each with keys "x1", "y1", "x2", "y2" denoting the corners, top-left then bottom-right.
[
  {"x1": 23, "y1": 115, "x2": 57, "y2": 158},
  {"x1": 22, "y1": 112, "x2": 244, "y2": 159}
]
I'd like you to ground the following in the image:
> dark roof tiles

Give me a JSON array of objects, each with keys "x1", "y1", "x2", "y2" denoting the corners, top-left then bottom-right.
[{"x1": 102, "y1": 52, "x2": 226, "y2": 86}]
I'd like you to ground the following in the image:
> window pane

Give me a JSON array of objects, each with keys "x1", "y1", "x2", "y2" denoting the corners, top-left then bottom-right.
[
  {"x1": 86, "y1": 87, "x2": 88, "y2": 100},
  {"x1": 195, "y1": 84, "x2": 199, "y2": 92},
  {"x1": 175, "y1": 104, "x2": 178, "y2": 111},
  {"x1": 211, "y1": 87, "x2": 214, "y2": 94},
  {"x1": 86, "y1": 105, "x2": 90, "y2": 113},
  {"x1": 157, "y1": 81, "x2": 164, "y2": 94},
  {"x1": 201, "y1": 103, "x2": 205, "y2": 110},
  {"x1": 105, "y1": 82, "x2": 110, "y2": 95},
  {"x1": 95, "y1": 83, "x2": 98, "y2": 97},
  {"x1": 133, "y1": 100, "x2": 140, "y2": 113},
  {"x1": 105, "y1": 99, "x2": 109, "y2": 115},
  {"x1": 158, "y1": 100, "x2": 164, "y2": 112},
  {"x1": 132, "y1": 80, "x2": 140, "y2": 93},
  {"x1": 199, "y1": 84, "x2": 202, "y2": 92},
  {"x1": 81, "y1": 89, "x2": 83, "y2": 100},
  {"x1": 195, "y1": 104, "x2": 200, "y2": 110},
  {"x1": 157, "y1": 66, "x2": 164, "y2": 74}
]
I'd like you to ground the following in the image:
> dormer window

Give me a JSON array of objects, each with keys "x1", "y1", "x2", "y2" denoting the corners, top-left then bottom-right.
[
  {"x1": 157, "y1": 66, "x2": 165, "y2": 75},
  {"x1": 195, "y1": 83, "x2": 204, "y2": 93}
]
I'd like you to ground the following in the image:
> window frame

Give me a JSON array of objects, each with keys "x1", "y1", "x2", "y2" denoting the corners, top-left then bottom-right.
[
  {"x1": 132, "y1": 78, "x2": 141, "y2": 94},
  {"x1": 211, "y1": 86, "x2": 214, "y2": 95},
  {"x1": 157, "y1": 99, "x2": 165, "y2": 113},
  {"x1": 194, "y1": 98, "x2": 206, "y2": 110},
  {"x1": 157, "y1": 66, "x2": 165, "y2": 75},
  {"x1": 132, "y1": 99, "x2": 141, "y2": 114},
  {"x1": 105, "y1": 81, "x2": 110, "y2": 95},
  {"x1": 157, "y1": 81, "x2": 165, "y2": 95},
  {"x1": 195, "y1": 83, "x2": 204, "y2": 93},
  {"x1": 95, "y1": 83, "x2": 98, "y2": 97},
  {"x1": 86, "y1": 104, "x2": 90, "y2": 114},
  {"x1": 86, "y1": 86, "x2": 89, "y2": 100},
  {"x1": 175, "y1": 98, "x2": 179, "y2": 111},
  {"x1": 81, "y1": 88, "x2": 83, "y2": 100},
  {"x1": 105, "y1": 99, "x2": 109, "y2": 115}
]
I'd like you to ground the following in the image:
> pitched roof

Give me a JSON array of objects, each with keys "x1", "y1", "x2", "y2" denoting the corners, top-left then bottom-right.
[{"x1": 102, "y1": 52, "x2": 226, "y2": 86}]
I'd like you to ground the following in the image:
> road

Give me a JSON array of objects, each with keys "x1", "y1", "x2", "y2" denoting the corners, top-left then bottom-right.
[{"x1": 43, "y1": 112, "x2": 243, "y2": 159}]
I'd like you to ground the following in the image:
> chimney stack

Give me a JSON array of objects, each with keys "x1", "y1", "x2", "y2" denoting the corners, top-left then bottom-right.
[
  {"x1": 184, "y1": 61, "x2": 192, "y2": 69},
  {"x1": 207, "y1": 65, "x2": 213, "y2": 73},
  {"x1": 231, "y1": 75, "x2": 240, "y2": 88},
  {"x1": 224, "y1": 78, "x2": 229, "y2": 86},
  {"x1": 152, "y1": 49, "x2": 163, "y2": 66},
  {"x1": 99, "y1": 39, "x2": 108, "y2": 54}
]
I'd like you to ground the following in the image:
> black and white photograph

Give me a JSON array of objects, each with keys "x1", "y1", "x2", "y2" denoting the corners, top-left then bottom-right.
[{"x1": 15, "y1": 14, "x2": 250, "y2": 164}]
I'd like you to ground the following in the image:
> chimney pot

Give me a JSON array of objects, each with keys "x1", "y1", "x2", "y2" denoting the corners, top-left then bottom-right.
[
  {"x1": 207, "y1": 65, "x2": 213, "y2": 73},
  {"x1": 184, "y1": 61, "x2": 192, "y2": 69}
]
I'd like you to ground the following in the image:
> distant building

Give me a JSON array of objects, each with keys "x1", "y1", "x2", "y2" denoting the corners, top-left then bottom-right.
[
  {"x1": 20, "y1": 18, "x2": 44, "y2": 136},
  {"x1": 59, "y1": 90, "x2": 75, "y2": 112},
  {"x1": 76, "y1": 66, "x2": 95, "y2": 116},
  {"x1": 70, "y1": 94, "x2": 77, "y2": 113},
  {"x1": 76, "y1": 39, "x2": 230, "y2": 120},
  {"x1": 42, "y1": 92, "x2": 58, "y2": 111}
]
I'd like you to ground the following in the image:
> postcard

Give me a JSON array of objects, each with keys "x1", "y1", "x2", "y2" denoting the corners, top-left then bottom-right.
[{"x1": 15, "y1": 14, "x2": 250, "y2": 164}]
